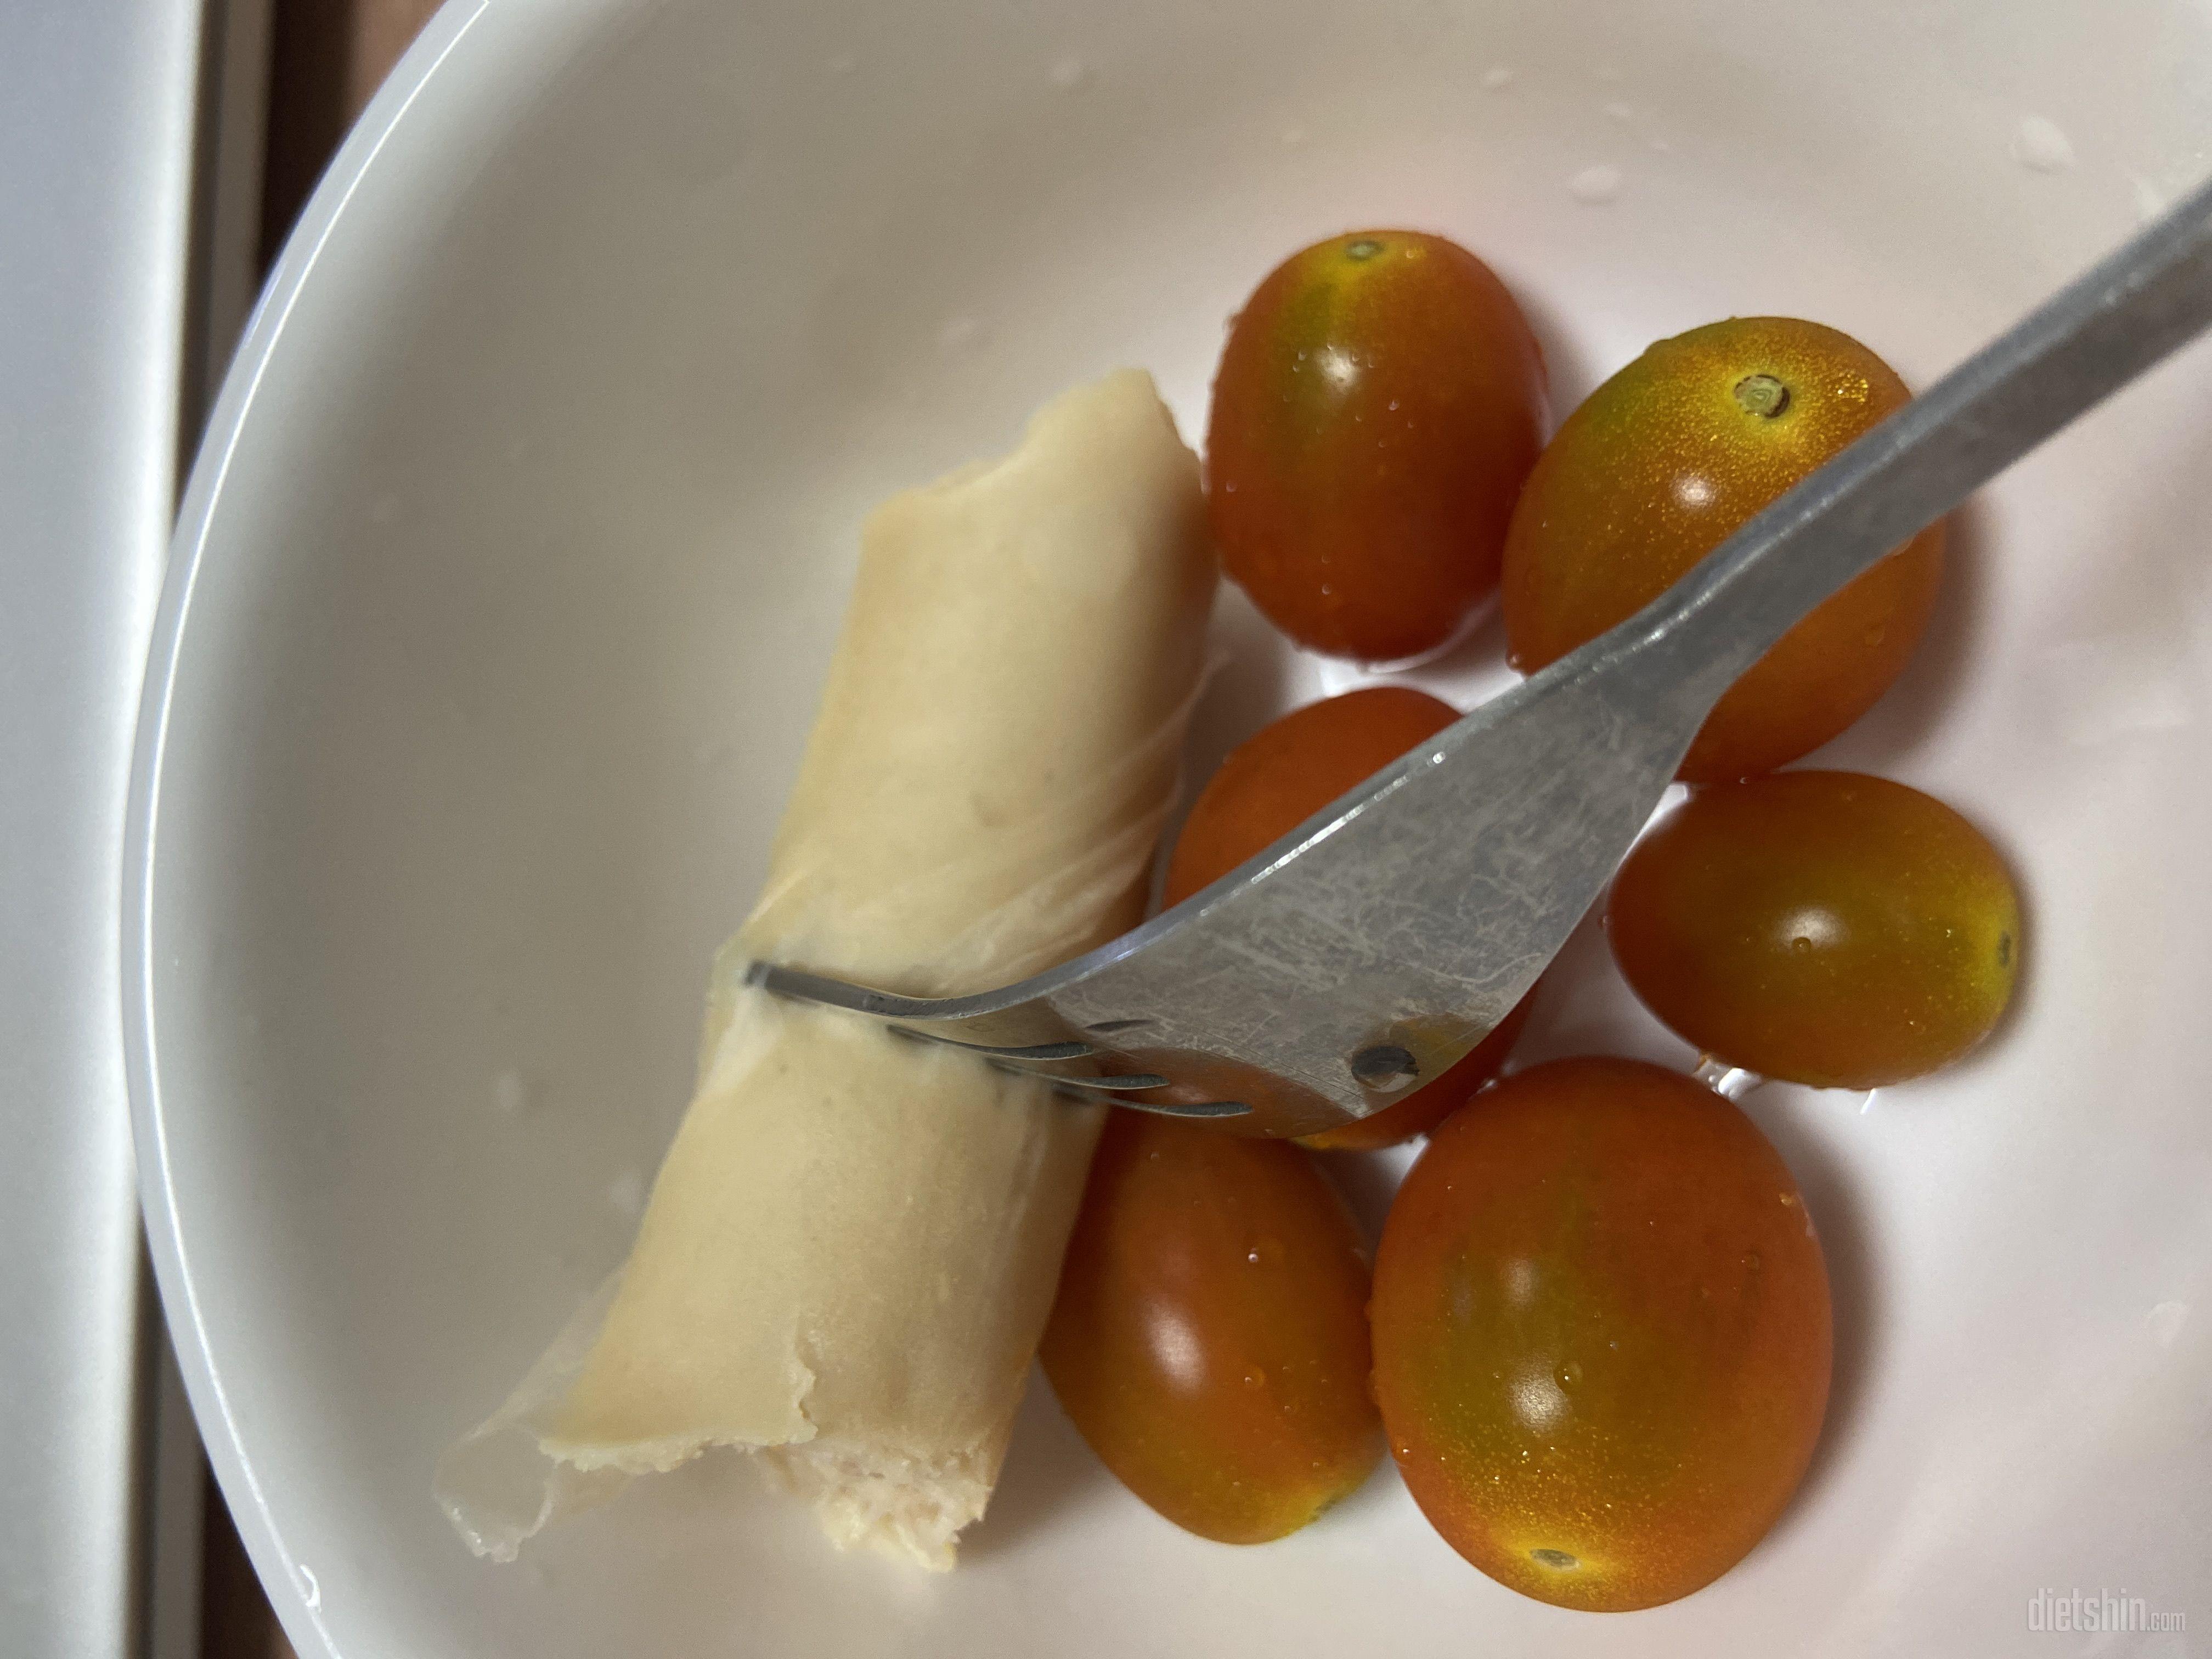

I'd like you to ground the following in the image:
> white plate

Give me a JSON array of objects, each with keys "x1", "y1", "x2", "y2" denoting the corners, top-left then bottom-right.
[{"x1": 129, "y1": 1, "x2": 2212, "y2": 1654}]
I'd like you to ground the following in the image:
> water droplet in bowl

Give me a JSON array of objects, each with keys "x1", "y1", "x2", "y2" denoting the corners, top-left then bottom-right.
[
  {"x1": 492, "y1": 1068, "x2": 531, "y2": 1118},
  {"x1": 1049, "y1": 54, "x2": 1094, "y2": 91},
  {"x1": 2011, "y1": 115, "x2": 2074, "y2": 174},
  {"x1": 2131, "y1": 173, "x2": 2169, "y2": 224},
  {"x1": 938, "y1": 315, "x2": 982, "y2": 352},
  {"x1": 1691, "y1": 1054, "x2": 1762, "y2": 1099},
  {"x1": 1568, "y1": 165, "x2": 1622, "y2": 205},
  {"x1": 607, "y1": 1167, "x2": 646, "y2": 1221},
  {"x1": 1481, "y1": 66, "x2": 1515, "y2": 92}
]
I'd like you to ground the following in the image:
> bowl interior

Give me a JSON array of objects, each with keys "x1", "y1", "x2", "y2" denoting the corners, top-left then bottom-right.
[{"x1": 139, "y1": 0, "x2": 2212, "y2": 1653}]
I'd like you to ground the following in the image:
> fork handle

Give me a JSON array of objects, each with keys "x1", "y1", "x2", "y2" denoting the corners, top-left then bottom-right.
[{"x1": 1616, "y1": 171, "x2": 2212, "y2": 713}]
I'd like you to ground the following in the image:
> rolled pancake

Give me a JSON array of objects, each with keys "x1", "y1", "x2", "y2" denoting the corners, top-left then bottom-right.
[{"x1": 437, "y1": 370, "x2": 1216, "y2": 1569}]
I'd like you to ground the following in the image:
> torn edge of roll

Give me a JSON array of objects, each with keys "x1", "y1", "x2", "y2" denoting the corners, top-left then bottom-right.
[
  {"x1": 433, "y1": 1277, "x2": 632, "y2": 1563},
  {"x1": 435, "y1": 992, "x2": 1083, "y2": 1573}
]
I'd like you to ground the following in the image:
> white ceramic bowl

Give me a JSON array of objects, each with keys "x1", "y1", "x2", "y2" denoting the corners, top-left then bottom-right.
[{"x1": 131, "y1": 1, "x2": 2212, "y2": 1654}]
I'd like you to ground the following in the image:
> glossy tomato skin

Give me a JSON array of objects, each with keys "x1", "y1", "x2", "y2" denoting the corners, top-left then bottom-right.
[
  {"x1": 1161, "y1": 687, "x2": 1531, "y2": 1148},
  {"x1": 1502, "y1": 317, "x2": 1943, "y2": 781},
  {"x1": 1207, "y1": 230, "x2": 1548, "y2": 663},
  {"x1": 1040, "y1": 1110, "x2": 1382, "y2": 1543},
  {"x1": 1608, "y1": 771, "x2": 2020, "y2": 1088},
  {"x1": 1371, "y1": 1058, "x2": 1832, "y2": 1611}
]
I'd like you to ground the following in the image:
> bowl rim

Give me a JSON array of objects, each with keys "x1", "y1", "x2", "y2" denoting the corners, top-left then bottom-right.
[{"x1": 122, "y1": 5, "x2": 503, "y2": 1654}]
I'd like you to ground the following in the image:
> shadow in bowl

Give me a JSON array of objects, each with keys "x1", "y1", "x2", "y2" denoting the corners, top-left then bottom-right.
[
  {"x1": 958, "y1": 1368, "x2": 1115, "y2": 1564},
  {"x1": 1312, "y1": 1140, "x2": 1414, "y2": 1245},
  {"x1": 1513, "y1": 281, "x2": 1609, "y2": 425},
  {"x1": 1813, "y1": 494, "x2": 1994, "y2": 775},
  {"x1": 1740, "y1": 1090, "x2": 1882, "y2": 1528}
]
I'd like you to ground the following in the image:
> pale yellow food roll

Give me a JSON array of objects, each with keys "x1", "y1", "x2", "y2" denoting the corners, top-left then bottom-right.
[{"x1": 438, "y1": 370, "x2": 1216, "y2": 1569}]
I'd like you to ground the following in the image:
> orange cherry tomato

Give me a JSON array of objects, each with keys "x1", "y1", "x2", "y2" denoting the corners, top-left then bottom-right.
[
  {"x1": 1371, "y1": 1057, "x2": 1832, "y2": 1611},
  {"x1": 1040, "y1": 1110, "x2": 1381, "y2": 1543},
  {"x1": 1207, "y1": 230, "x2": 1548, "y2": 663},
  {"x1": 1607, "y1": 770, "x2": 2021, "y2": 1088},
  {"x1": 1162, "y1": 687, "x2": 1531, "y2": 1148},
  {"x1": 1502, "y1": 317, "x2": 1943, "y2": 781},
  {"x1": 1164, "y1": 687, "x2": 1459, "y2": 906}
]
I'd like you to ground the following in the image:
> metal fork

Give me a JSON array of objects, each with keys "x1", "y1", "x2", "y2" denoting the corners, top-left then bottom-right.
[{"x1": 752, "y1": 173, "x2": 2212, "y2": 1138}]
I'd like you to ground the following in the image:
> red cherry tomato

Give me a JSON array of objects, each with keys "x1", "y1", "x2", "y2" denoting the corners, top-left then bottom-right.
[
  {"x1": 1207, "y1": 230, "x2": 1548, "y2": 663},
  {"x1": 1162, "y1": 687, "x2": 1531, "y2": 1148},
  {"x1": 1371, "y1": 1057, "x2": 1832, "y2": 1611},
  {"x1": 1040, "y1": 1111, "x2": 1381, "y2": 1543},
  {"x1": 1607, "y1": 770, "x2": 2021, "y2": 1087}
]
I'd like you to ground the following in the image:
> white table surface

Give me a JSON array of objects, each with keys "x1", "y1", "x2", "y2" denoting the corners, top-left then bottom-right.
[{"x1": 1, "y1": 3, "x2": 204, "y2": 1654}]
